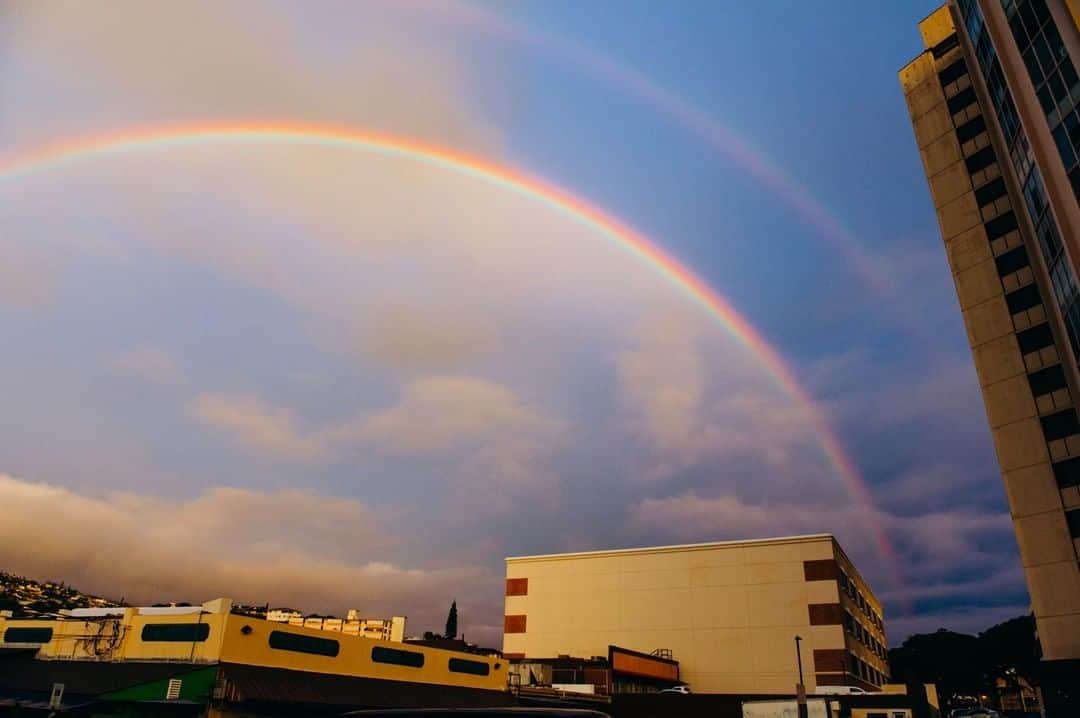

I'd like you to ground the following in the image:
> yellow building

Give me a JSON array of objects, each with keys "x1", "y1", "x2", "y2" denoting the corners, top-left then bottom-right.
[
  {"x1": 502, "y1": 534, "x2": 888, "y2": 695},
  {"x1": 0, "y1": 597, "x2": 508, "y2": 711},
  {"x1": 899, "y1": 3, "x2": 1080, "y2": 714}
]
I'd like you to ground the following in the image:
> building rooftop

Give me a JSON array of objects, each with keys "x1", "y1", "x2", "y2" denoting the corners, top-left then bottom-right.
[{"x1": 506, "y1": 533, "x2": 835, "y2": 562}]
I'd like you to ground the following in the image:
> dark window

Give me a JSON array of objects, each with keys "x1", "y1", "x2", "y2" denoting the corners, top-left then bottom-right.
[
  {"x1": 1053, "y1": 457, "x2": 1080, "y2": 489},
  {"x1": 932, "y1": 33, "x2": 960, "y2": 59},
  {"x1": 141, "y1": 623, "x2": 211, "y2": 642},
  {"x1": 268, "y1": 630, "x2": 339, "y2": 657},
  {"x1": 975, "y1": 177, "x2": 1007, "y2": 207},
  {"x1": 1024, "y1": 47, "x2": 1045, "y2": 85},
  {"x1": 449, "y1": 658, "x2": 491, "y2": 676},
  {"x1": 1006, "y1": 283, "x2": 1042, "y2": 314},
  {"x1": 956, "y1": 116, "x2": 987, "y2": 144},
  {"x1": 1054, "y1": 124, "x2": 1077, "y2": 170},
  {"x1": 995, "y1": 246, "x2": 1029, "y2": 277},
  {"x1": 1062, "y1": 60, "x2": 1079, "y2": 94},
  {"x1": 3, "y1": 627, "x2": 53, "y2": 643},
  {"x1": 1066, "y1": 509, "x2": 1080, "y2": 538},
  {"x1": 372, "y1": 646, "x2": 425, "y2": 668},
  {"x1": 1041, "y1": 408, "x2": 1079, "y2": 441},
  {"x1": 1035, "y1": 32, "x2": 1055, "y2": 72},
  {"x1": 965, "y1": 145, "x2": 996, "y2": 175},
  {"x1": 1028, "y1": 364, "x2": 1067, "y2": 396},
  {"x1": 948, "y1": 86, "x2": 977, "y2": 115},
  {"x1": 1045, "y1": 23, "x2": 1067, "y2": 66},
  {"x1": 938, "y1": 59, "x2": 968, "y2": 86},
  {"x1": 985, "y1": 211, "x2": 1018, "y2": 240}
]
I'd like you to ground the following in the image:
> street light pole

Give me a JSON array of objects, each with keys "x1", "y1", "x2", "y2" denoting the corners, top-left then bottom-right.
[
  {"x1": 795, "y1": 635, "x2": 805, "y2": 686},
  {"x1": 795, "y1": 635, "x2": 808, "y2": 718}
]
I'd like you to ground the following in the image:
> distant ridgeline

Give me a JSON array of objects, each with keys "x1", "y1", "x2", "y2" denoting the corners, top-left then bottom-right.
[{"x1": 0, "y1": 571, "x2": 120, "y2": 617}]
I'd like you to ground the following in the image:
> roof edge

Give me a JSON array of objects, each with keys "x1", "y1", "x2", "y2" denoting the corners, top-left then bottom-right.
[{"x1": 506, "y1": 533, "x2": 836, "y2": 562}]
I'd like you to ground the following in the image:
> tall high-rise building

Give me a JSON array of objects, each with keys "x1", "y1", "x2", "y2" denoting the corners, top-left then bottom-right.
[{"x1": 900, "y1": 2, "x2": 1080, "y2": 713}]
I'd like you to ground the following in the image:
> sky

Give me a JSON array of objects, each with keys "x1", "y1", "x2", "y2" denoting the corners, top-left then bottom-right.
[{"x1": 0, "y1": 0, "x2": 1029, "y2": 647}]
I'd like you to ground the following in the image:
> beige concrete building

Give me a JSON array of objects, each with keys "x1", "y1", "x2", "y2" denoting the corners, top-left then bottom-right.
[
  {"x1": 502, "y1": 534, "x2": 888, "y2": 695},
  {"x1": 899, "y1": 3, "x2": 1080, "y2": 713}
]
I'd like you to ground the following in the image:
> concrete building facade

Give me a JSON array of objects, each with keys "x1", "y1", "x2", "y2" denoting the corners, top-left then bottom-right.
[
  {"x1": 502, "y1": 534, "x2": 888, "y2": 695},
  {"x1": 899, "y1": 3, "x2": 1080, "y2": 712}
]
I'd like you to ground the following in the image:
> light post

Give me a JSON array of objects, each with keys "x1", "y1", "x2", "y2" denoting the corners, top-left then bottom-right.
[{"x1": 795, "y1": 635, "x2": 808, "y2": 718}]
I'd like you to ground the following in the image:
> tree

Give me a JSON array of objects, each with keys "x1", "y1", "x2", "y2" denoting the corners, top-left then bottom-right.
[{"x1": 444, "y1": 600, "x2": 458, "y2": 639}]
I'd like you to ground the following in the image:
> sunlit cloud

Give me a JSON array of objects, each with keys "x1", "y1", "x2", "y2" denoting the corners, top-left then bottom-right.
[{"x1": 0, "y1": 472, "x2": 502, "y2": 642}]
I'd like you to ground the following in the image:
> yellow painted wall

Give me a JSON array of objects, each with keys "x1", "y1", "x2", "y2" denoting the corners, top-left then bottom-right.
[
  {"x1": 219, "y1": 614, "x2": 507, "y2": 691},
  {"x1": 504, "y1": 536, "x2": 879, "y2": 694},
  {"x1": 2, "y1": 609, "x2": 229, "y2": 662},
  {"x1": 2, "y1": 604, "x2": 506, "y2": 693}
]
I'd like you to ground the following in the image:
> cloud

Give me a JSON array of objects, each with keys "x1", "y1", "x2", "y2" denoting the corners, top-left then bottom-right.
[
  {"x1": 1, "y1": 0, "x2": 502, "y2": 152},
  {"x1": 0, "y1": 244, "x2": 50, "y2": 308},
  {"x1": 615, "y1": 312, "x2": 821, "y2": 481},
  {"x1": 108, "y1": 345, "x2": 180, "y2": 382},
  {"x1": 888, "y1": 603, "x2": 1032, "y2": 642},
  {"x1": 340, "y1": 376, "x2": 562, "y2": 455},
  {"x1": 359, "y1": 304, "x2": 497, "y2": 372},
  {"x1": 191, "y1": 395, "x2": 328, "y2": 461},
  {"x1": 628, "y1": 488, "x2": 1019, "y2": 637},
  {"x1": 191, "y1": 378, "x2": 565, "y2": 514},
  {"x1": 0, "y1": 473, "x2": 502, "y2": 642}
]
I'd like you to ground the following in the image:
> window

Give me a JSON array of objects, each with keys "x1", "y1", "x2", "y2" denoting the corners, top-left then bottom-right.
[
  {"x1": 449, "y1": 657, "x2": 491, "y2": 676},
  {"x1": 1006, "y1": 283, "x2": 1042, "y2": 314},
  {"x1": 1054, "y1": 124, "x2": 1077, "y2": 170},
  {"x1": 371, "y1": 646, "x2": 425, "y2": 668},
  {"x1": 1066, "y1": 508, "x2": 1080, "y2": 538},
  {"x1": 141, "y1": 623, "x2": 211, "y2": 642},
  {"x1": 974, "y1": 177, "x2": 1007, "y2": 207},
  {"x1": 1051, "y1": 260, "x2": 1079, "y2": 307},
  {"x1": 938, "y1": 58, "x2": 968, "y2": 86},
  {"x1": 995, "y1": 246, "x2": 1029, "y2": 277},
  {"x1": 956, "y1": 116, "x2": 986, "y2": 144},
  {"x1": 947, "y1": 86, "x2": 977, "y2": 115},
  {"x1": 1041, "y1": 408, "x2": 1079, "y2": 441},
  {"x1": 1017, "y1": 323, "x2": 1054, "y2": 354},
  {"x1": 268, "y1": 630, "x2": 339, "y2": 657},
  {"x1": 932, "y1": 33, "x2": 959, "y2": 59},
  {"x1": 1053, "y1": 457, "x2": 1080, "y2": 489},
  {"x1": 3, "y1": 627, "x2": 53, "y2": 643},
  {"x1": 985, "y1": 211, "x2": 1018, "y2": 240},
  {"x1": 965, "y1": 145, "x2": 996, "y2": 175},
  {"x1": 1028, "y1": 365, "x2": 1067, "y2": 396}
]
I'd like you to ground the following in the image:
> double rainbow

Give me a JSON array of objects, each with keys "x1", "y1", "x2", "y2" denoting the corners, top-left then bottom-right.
[{"x1": 0, "y1": 123, "x2": 901, "y2": 591}]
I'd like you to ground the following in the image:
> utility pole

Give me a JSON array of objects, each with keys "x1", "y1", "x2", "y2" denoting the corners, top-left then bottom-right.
[{"x1": 795, "y1": 635, "x2": 808, "y2": 718}]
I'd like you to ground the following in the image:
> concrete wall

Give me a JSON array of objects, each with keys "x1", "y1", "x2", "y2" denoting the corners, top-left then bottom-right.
[
  {"x1": 901, "y1": 1, "x2": 1080, "y2": 664},
  {"x1": 503, "y1": 535, "x2": 888, "y2": 695}
]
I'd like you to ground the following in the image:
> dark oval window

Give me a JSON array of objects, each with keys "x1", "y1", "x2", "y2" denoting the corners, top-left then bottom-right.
[
  {"x1": 371, "y1": 646, "x2": 425, "y2": 668},
  {"x1": 141, "y1": 623, "x2": 211, "y2": 642},
  {"x1": 449, "y1": 657, "x2": 490, "y2": 676},
  {"x1": 268, "y1": 630, "x2": 339, "y2": 657},
  {"x1": 4, "y1": 627, "x2": 53, "y2": 643}
]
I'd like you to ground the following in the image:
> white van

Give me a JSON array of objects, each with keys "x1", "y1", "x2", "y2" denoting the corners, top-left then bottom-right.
[{"x1": 814, "y1": 685, "x2": 868, "y2": 695}]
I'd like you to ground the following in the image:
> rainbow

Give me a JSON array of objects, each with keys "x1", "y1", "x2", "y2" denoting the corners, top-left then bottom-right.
[
  {"x1": 413, "y1": 0, "x2": 905, "y2": 316},
  {"x1": 0, "y1": 123, "x2": 903, "y2": 591}
]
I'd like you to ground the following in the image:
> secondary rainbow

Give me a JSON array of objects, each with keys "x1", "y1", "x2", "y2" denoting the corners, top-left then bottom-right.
[{"x1": 0, "y1": 122, "x2": 903, "y2": 590}]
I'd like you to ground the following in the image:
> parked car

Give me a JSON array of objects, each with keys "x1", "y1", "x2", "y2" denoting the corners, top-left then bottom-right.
[
  {"x1": 659, "y1": 684, "x2": 692, "y2": 694},
  {"x1": 814, "y1": 685, "x2": 867, "y2": 695}
]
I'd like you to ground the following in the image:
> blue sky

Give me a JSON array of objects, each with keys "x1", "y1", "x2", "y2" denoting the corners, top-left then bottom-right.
[{"x1": 0, "y1": 0, "x2": 1028, "y2": 646}]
